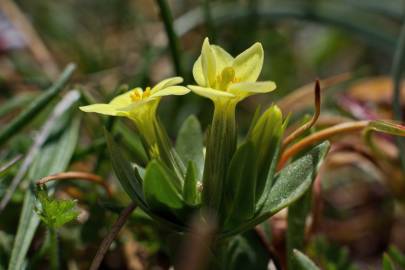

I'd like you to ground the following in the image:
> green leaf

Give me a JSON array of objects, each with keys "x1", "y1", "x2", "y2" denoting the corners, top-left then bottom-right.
[
  {"x1": 143, "y1": 160, "x2": 184, "y2": 211},
  {"x1": 287, "y1": 190, "x2": 312, "y2": 270},
  {"x1": 383, "y1": 253, "x2": 395, "y2": 270},
  {"x1": 8, "y1": 115, "x2": 80, "y2": 270},
  {"x1": 262, "y1": 141, "x2": 330, "y2": 214},
  {"x1": 222, "y1": 141, "x2": 257, "y2": 228},
  {"x1": 183, "y1": 161, "x2": 200, "y2": 206},
  {"x1": 293, "y1": 249, "x2": 321, "y2": 270},
  {"x1": 35, "y1": 186, "x2": 78, "y2": 229},
  {"x1": 219, "y1": 141, "x2": 330, "y2": 238},
  {"x1": 175, "y1": 115, "x2": 204, "y2": 179}
]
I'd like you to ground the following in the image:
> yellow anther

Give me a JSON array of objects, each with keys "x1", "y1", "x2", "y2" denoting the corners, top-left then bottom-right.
[
  {"x1": 143, "y1": 87, "x2": 151, "y2": 98},
  {"x1": 130, "y1": 89, "x2": 142, "y2": 101}
]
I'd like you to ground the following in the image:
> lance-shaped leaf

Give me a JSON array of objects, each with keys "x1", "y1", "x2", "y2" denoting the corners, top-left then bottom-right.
[
  {"x1": 143, "y1": 160, "x2": 185, "y2": 213},
  {"x1": 293, "y1": 250, "x2": 320, "y2": 270},
  {"x1": 222, "y1": 141, "x2": 257, "y2": 228},
  {"x1": 175, "y1": 115, "x2": 204, "y2": 179},
  {"x1": 219, "y1": 141, "x2": 330, "y2": 238},
  {"x1": 261, "y1": 141, "x2": 330, "y2": 214}
]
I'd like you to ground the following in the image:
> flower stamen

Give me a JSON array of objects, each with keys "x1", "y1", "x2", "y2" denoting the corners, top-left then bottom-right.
[
  {"x1": 217, "y1": 67, "x2": 238, "y2": 91},
  {"x1": 130, "y1": 87, "x2": 152, "y2": 102}
]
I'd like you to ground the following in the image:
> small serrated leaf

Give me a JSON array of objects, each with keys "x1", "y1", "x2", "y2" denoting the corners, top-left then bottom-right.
[{"x1": 35, "y1": 186, "x2": 79, "y2": 229}]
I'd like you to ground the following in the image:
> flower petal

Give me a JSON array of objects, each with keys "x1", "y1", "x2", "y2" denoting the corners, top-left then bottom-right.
[
  {"x1": 201, "y1": 38, "x2": 217, "y2": 87},
  {"x1": 117, "y1": 98, "x2": 155, "y2": 113},
  {"x1": 151, "y1": 86, "x2": 190, "y2": 98},
  {"x1": 228, "y1": 81, "x2": 277, "y2": 95},
  {"x1": 110, "y1": 88, "x2": 142, "y2": 107},
  {"x1": 232, "y1": 42, "x2": 264, "y2": 82},
  {"x1": 79, "y1": 104, "x2": 124, "y2": 116},
  {"x1": 188, "y1": 85, "x2": 235, "y2": 101},
  {"x1": 192, "y1": 56, "x2": 206, "y2": 87},
  {"x1": 152, "y1": 77, "x2": 183, "y2": 93},
  {"x1": 212, "y1": 45, "x2": 233, "y2": 71}
]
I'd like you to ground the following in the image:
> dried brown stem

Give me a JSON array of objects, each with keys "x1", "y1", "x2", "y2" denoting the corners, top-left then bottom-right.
[
  {"x1": 282, "y1": 80, "x2": 321, "y2": 148},
  {"x1": 278, "y1": 121, "x2": 370, "y2": 169},
  {"x1": 89, "y1": 202, "x2": 136, "y2": 270},
  {"x1": 277, "y1": 73, "x2": 350, "y2": 113},
  {"x1": 36, "y1": 171, "x2": 112, "y2": 197}
]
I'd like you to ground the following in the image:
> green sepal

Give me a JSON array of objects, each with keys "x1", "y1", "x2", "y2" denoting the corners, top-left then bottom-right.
[
  {"x1": 222, "y1": 141, "x2": 257, "y2": 229},
  {"x1": 183, "y1": 161, "x2": 200, "y2": 206},
  {"x1": 176, "y1": 115, "x2": 204, "y2": 179},
  {"x1": 293, "y1": 250, "x2": 320, "y2": 270},
  {"x1": 143, "y1": 160, "x2": 185, "y2": 214}
]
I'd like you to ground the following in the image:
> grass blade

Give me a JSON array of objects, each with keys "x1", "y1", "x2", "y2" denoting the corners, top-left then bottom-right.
[
  {"x1": 8, "y1": 113, "x2": 80, "y2": 270},
  {"x1": 0, "y1": 91, "x2": 80, "y2": 212},
  {"x1": 155, "y1": 0, "x2": 183, "y2": 77},
  {"x1": 0, "y1": 64, "x2": 76, "y2": 146}
]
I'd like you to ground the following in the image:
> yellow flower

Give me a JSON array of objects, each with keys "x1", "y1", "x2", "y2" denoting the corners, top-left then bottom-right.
[
  {"x1": 80, "y1": 77, "x2": 189, "y2": 120},
  {"x1": 188, "y1": 38, "x2": 276, "y2": 103},
  {"x1": 80, "y1": 77, "x2": 189, "y2": 149}
]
